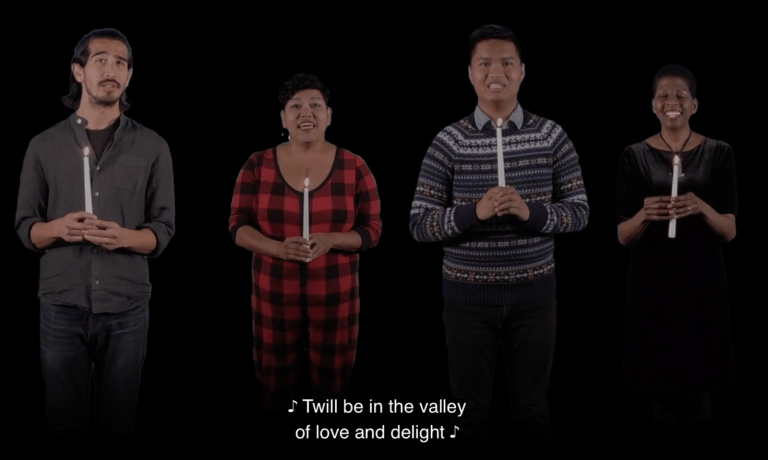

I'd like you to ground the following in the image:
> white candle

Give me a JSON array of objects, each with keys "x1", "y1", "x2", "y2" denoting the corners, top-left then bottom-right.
[
  {"x1": 303, "y1": 177, "x2": 310, "y2": 240},
  {"x1": 668, "y1": 155, "x2": 679, "y2": 239},
  {"x1": 496, "y1": 118, "x2": 505, "y2": 187},
  {"x1": 83, "y1": 147, "x2": 93, "y2": 213}
]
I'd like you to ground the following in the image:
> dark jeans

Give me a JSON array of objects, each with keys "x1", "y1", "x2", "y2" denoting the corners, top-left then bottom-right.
[
  {"x1": 39, "y1": 301, "x2": 149, "y2": 436},
  {"x1": 443, "y1": 297, "x2": 556, "y2": 452}
]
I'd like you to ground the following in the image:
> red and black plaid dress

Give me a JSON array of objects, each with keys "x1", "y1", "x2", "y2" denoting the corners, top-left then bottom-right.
[{"x1": 230, "y1": 147, "x2": 381, "y2": 407}]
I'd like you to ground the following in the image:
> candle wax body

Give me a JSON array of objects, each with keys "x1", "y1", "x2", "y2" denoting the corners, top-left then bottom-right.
[
  {"x1": 303, "y1": 178, "x2": 310, "y2": 240},
  {"x1": 668, "y1": 155, "x2": 679, "y2": 238},
  {"x1": 496, "y1": 125, "x2": 505, "y2": 187},
  {"x1": 83, "y1": 149, "x2": 93, "y2": 214}
]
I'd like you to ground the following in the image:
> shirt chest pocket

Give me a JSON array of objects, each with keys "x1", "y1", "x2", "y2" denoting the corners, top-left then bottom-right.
[{"x1": 113, "y1": 155, "x2": 147, "y2": 192}]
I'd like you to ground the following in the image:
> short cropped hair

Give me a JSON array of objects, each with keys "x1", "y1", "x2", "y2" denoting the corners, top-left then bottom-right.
[
  {"x1": 278, "y1": 74, "x2": 330, "y2": 108},
  {"x1": 62, "y1": 28, "x2": 133, "y2": 110},
  {"x1": 652, "y1": 64, "x2": 697, "y2": 99},
  {"x1": 468, "y1": 24, "x2": 522, "y2": 64}
]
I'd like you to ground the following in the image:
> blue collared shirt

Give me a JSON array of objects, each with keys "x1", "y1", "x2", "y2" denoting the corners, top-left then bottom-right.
[{"x1": 473, "y1": 103, "x2": 524, "y2": 131}]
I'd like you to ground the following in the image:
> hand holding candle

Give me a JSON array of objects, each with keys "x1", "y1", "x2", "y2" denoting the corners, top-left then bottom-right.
[
  {"x1": 83, "y1": 147, "x2": 93, "y2": 214},
  {"x1": 496, "y1": 118, "x2": 505, "y2": 187},
  {"x1": 668, "y1": 155, "x2": 680, "y2": 238}
]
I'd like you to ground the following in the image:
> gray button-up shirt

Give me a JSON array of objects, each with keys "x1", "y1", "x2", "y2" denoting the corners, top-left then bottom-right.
[{"x1": 15, "y1": 112, "x2": 175, "y2": 313}]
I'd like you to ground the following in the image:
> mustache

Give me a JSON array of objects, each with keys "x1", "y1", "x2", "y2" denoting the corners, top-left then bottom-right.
[{"x1": 99, "y1": 79, "x2": 120, "y2": 87}]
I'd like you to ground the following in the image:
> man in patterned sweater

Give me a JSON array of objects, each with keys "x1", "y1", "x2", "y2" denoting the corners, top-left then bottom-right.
[{"x1": 409, "y1": 25, "x2": 589, "y2": 452}]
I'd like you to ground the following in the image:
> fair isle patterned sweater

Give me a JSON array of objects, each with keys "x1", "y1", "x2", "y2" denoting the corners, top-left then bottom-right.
[{"x1": 409, "y1": 107, "x2": 589, "y2": 305}]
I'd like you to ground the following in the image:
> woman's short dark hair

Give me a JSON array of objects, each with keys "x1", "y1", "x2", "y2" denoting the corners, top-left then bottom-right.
[
  {"x1": 468, "y1": 24, "x2": 523, "y2": 64},
  {"x1": 652, "y1": 64, "x2": 697, "y2": 99},
  {"x1": 278, "y1": 74, "x2": 330, "y2": 108},
  {"x1": 62, "y1": 28, "x2": 133, "y2": 110}
]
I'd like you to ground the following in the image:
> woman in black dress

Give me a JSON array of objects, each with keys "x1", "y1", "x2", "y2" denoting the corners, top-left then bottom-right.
[{"x1": 617, "y1": 64, "x2": 737, "y2": 435}]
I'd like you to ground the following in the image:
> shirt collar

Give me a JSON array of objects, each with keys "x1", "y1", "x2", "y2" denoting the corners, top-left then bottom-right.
[
  {"x1": 68, "y1": 112, "x2": 127, "y2": 154},
  {"x1": 69, "y1": 111, "x2": 126, "y2": 130},
  {"x1": 473, "y1": 103, "x2": 524, "y2": 130}
]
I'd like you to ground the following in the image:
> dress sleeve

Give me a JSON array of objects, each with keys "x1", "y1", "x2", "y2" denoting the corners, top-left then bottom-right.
[
  {"x1": 351, "y1": 157, "x2": 382, "y2": 251},
  {"x1": 408, "y1": 131, "x2": 479, "y2": 243},
  {"x1": 15, "y1": 139, "x2": 47, "y2": 253},
  {"x1": 229, "y1": 154, "x2": 259, "y2": 241},
  {"x1": 139, "y1": 138, "x2": 176, "y2": 258},
  {"x1": 711, "y1": 143, "x2": 737, "y2": 217},
  {"x1": 524, "y1": 126, "x2": 590, "y2": 234}
]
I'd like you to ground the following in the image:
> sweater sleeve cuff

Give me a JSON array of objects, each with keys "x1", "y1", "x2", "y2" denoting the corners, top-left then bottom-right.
[
  {"x1": 455, "y1": 204, "x2": 480, "y2": 232},
  {"x1": 524, "y1": 202, "x2": 548, "y2": 232},
  {"x1": 352, "y1": 227, "x2": 372, "y2": 251}
]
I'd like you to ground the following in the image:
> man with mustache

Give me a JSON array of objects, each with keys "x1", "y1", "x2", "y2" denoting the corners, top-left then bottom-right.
[
  {"x1": 409, "y1": 24, "x2": 589, "y2": 452},
  {"x1": 15, "y1": 28, "x2": 175, "y2": 436}
]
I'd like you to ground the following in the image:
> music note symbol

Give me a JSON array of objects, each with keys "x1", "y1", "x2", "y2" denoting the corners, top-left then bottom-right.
[
  {"x1": 450, "y1": 426, "x2": 459, "y2": 438},
  {"x1": 288, "y1": 400, "x2": 297, "y2": 413}
]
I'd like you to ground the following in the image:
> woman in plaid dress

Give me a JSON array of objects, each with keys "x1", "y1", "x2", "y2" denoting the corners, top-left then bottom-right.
[{"x1": 230, "y1": 74, "x2": 382, "y2": 411}]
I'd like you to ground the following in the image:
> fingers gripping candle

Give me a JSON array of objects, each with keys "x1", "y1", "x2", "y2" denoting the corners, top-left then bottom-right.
[
  {"x1": 83, "y1": 147, "x2": 93, "y2": 213},
  {"x1": 668, "y1": 155, "x2": 680, "y2": 238},
  {"x1": 496, "y1": 118, "x2": 505, "y2": 187}
]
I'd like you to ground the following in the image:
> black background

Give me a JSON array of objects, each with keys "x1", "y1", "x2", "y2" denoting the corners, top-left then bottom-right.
[{"x1": 6, "y1": 10, "x2": 761, "y2": 452}]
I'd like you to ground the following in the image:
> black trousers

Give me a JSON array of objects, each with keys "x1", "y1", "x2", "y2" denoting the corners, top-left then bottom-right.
[{"x1": 443, "y1": 296, "x2": 556, "y2": 452}]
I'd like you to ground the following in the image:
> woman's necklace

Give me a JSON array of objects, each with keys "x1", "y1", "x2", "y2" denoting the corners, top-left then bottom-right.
[
  {"x1": 659, "y1": 129, "x2": 692, "y2": 154},
  {"x1": 659, "y1": 130, "x2": 692, "y2": 176}
]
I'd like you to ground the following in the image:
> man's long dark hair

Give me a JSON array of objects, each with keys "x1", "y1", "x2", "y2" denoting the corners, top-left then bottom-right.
[{"x1": 62, "y1": 28, "x2": 133, "y2": 111}]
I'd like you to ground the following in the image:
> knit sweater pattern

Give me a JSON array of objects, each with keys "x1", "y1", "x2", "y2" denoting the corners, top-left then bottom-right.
[{"x1": 409, "y1": 109, "x2": 589, "y2": 305}]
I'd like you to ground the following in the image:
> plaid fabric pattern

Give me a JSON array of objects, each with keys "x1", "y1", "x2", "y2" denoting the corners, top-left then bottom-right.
[{"x1": 230, "y1": 147, "x2": 381, "y2": 408}]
